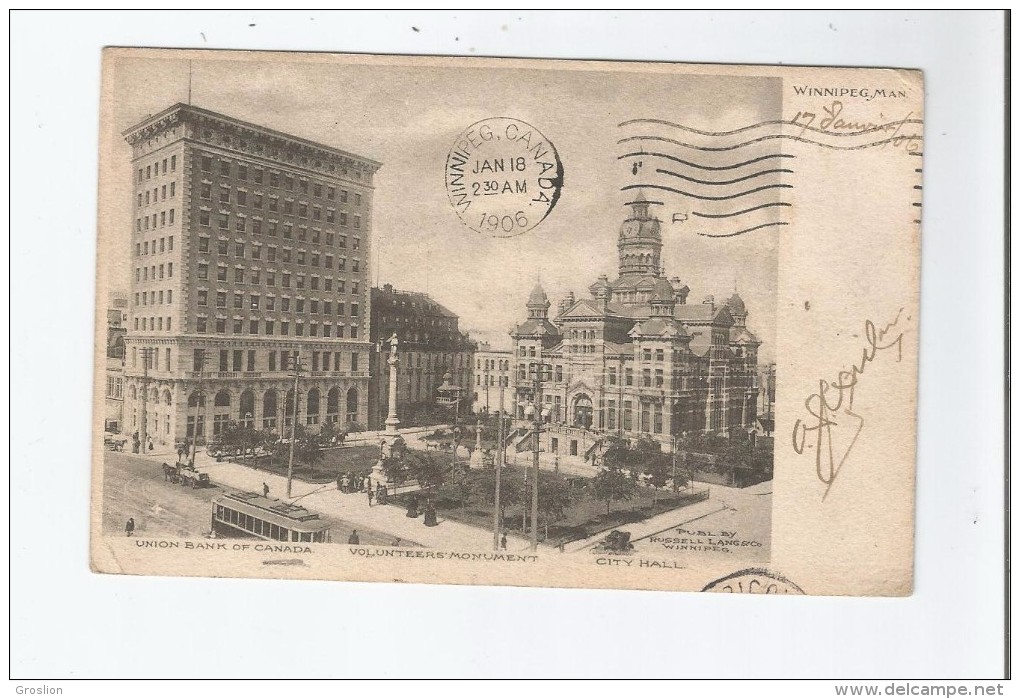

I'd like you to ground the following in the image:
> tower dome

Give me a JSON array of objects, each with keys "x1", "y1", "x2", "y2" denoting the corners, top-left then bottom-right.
[
  {"x1": 724, "y1": 292, "x2": 746, "y2": 315},
  {"x1": 617, "y1": 190, "x2": 662, "y2": 276},
  {"x1": 528, "y1": 283, "x2": 549, "y2": 307}
]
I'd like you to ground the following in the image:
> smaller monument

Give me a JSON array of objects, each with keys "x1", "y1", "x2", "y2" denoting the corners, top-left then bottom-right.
[
  {"x1": 469, "y1": 419, "x2": 484, "y2": 469},
  {"x1": 372, "y1": 333, "x2": 406, "y2": 483}
]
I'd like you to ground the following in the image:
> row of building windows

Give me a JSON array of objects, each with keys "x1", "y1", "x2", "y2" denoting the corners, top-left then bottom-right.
[
  {"x1": 130, "y1": 345, "x2": 172, "y2": 371},
  {"x1": 476, "y1": 375, "x2": 510, "y2": 386},
  {"x1": 136, "y1": 236, "x2": 174, "y2": 257},
  {"x1": 193, "y1": 316, "x2": 360, "y2": 338},
  {"x1": 196, "y1": 263, "x2": 360, "y2": 295},
  {"x1": 199, "y1": 209, "x2": 362, "y2": 238},
  {"x1": 379, "y1": 315, "x2": 452, "y2": 329},
  {"x1": 137, "y1": 181, "x2": 176, "y2": 207},
  {"x1": 192, "y1": 347, "x2": 361, "y2": 374},
  {"x1": 134, "y1": 316, "x2": 172, "y2": 332},
  {"x1": 512, "y1": 362, "x2": 700, "y2": 391},
  {"x1": 135, "y1": 289, "x2": 173, "y2": 306},
  {"x1": 135, "y1": 263, "x2": 173, "y2": 283},
  {"x1": 200, "y1": 184, "x2": 361, "y2": 225},
  {"x1": 476, "y1": 358, "x2": 511, "y2": 371},
  {"x1": 198, "y1": 238, "x2": 360, "y2": 271},
  {"x1": 136, "y1": 209, "x2": 176, "y2": 232},
  {"x1": 605, "y1": 399, "x2": 665, "y2": 434},
  {"x1": 137, "y1": 155, "x2": 177, "y2": 183},
  {"x1": 199, "y1": 154, "x2": 364, "y2": 205},
  {"x1": 197, "y1": 291, "x2": 358, "y2": 317}
]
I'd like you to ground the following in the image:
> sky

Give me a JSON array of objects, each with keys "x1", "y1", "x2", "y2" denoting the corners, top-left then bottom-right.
[{"x1": 101, "y1": 51, "x2": 779, "y2": 359}]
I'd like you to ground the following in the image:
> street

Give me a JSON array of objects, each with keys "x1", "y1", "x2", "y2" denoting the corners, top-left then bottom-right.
[{"x1": 102, "y1": 451, "x2": 403, "y2": 546}]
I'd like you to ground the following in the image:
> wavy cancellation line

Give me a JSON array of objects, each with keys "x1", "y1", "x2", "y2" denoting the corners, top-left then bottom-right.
[
  {"x1": 655, "y1": 167, "x2": 793, "y2": 187},
  {"x1": 694, "y1": 221, "x2": 789, "y2": 238},
  {"x1": 618, "y1": 151, "x2": 795, "y2": 172},
  {"x1": 618, "y1": 133, "x2": 924, "y2": 152},
  {"x1": 621, "y1": 182, "x2": 791, "y2": 201},
  {"x1": 619, "y1": 117, "x2": 924, "y2": 138},
  {"x1": 691, "y1": 202, "x2": 791, "y2": 219}
]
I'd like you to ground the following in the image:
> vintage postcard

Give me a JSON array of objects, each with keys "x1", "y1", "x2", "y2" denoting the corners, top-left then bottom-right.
[{"x1": 91, "y1": 49, "x2": 921, "y2": 596}]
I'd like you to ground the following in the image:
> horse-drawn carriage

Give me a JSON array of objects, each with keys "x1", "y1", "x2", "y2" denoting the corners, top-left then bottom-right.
[
  {"x1": 162, "y1": 462, "x2": 210, "y2": 488},
  {"x1": 104, "y1": 434, "x2": 127, "y2": 451}
]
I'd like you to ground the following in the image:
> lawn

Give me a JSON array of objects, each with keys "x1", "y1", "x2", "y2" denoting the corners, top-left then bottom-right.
[
  {"x1": 241, "y1": 445, "x2": 380, "y2": 484},
  {"x1": 390, "y1": 464, "x2": 709, "y2": 547}
]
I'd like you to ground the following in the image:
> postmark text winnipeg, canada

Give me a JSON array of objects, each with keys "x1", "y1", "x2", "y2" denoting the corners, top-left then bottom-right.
[{"x1": 445, "y1": 117, "x2": 563, "y2": 237}]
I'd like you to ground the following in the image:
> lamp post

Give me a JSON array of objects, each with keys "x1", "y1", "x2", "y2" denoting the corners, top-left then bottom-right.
[
  {"x1": 244, "y1": 412, "x2": 253, "y2": 464},
  {"x1": 493, "y1": 370, "x2": 506, "y2": 551},
  {"x1": 138, "y1": 347, "x2": 154, "y2": 454},
  {"x1": 437, "y1": 371, "x2": 462, "y2": 471},
  {"x1": 191, "y1": 350, "x2": 205, "y2": 466}
]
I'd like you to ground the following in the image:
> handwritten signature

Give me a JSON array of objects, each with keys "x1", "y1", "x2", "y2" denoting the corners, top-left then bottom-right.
[
  {"x1": 791, "y1": 101, "x2": 921, "y2": 153},
  {"x1": 792, "y1": 308, "x2": 908, "y2": 499}
]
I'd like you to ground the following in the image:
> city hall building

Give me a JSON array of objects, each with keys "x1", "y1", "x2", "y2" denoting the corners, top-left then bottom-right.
[
  {"x1": 510, "y1": 192, "x2": 763, "y2": 457},
  {"x1": 121, "y1": 103, "x2": 378, "y2": 447}
]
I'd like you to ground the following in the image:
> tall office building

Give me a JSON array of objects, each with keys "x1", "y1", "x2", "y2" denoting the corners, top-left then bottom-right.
[{"x1": 122, "y1": 104, "x2": 379, "y2": 447}]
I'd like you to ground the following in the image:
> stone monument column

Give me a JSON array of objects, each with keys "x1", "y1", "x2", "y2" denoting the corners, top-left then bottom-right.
[
  {"x1": 372, "y1": 333, "x2": 406, "y2": 484},
  {"x1": 469, "y1": 418, "x2": 483, "y2": 469}
]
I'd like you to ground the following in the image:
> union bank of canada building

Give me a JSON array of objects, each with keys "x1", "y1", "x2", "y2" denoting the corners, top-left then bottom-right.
[{"x1": 120, "y1": 104, "x2": 377, "y2": 447}]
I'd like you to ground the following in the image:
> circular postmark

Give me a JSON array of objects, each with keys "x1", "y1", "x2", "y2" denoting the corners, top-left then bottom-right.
[
  {"x1": 445, "y1": 117, "x2": 564, "y2": 238},
  {"x1": 702, "y1": 568, "x2": 806, "y2": 595}
]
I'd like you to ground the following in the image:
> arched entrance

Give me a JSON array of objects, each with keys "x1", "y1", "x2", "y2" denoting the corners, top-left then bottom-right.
[
  {"x1": 262, "y1": 390, "x2": 278, "y2": 429},
  {"x1": 213, "y1": 390, "x2": 231, "y2": 435},
  {"x1": 306, "y1": 388, "x2": 320, "y2": 426},
  {"x1": 239, "y1": 390, "x2": 255, "y2": 428},
  {"x1": 284, "y1": 389, "x2": 296, "y2": 429},
  {"x1": 572, "y1": 394, "x2": 594, "y2": 428},
  {"x1": 345, "y1": 388, "x2": 359, "y2": 426},
  {"x1": 326, "y1": 387, "x2": 340, "y2": 424}
]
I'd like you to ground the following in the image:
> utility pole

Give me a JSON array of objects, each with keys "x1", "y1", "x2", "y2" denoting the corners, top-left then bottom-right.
[
  {"x1": 190, "y1": 349, "x2": 206, "y2": 465},
  {"x1": 671, "y1": 434, "x2": 678, "y2": 495},
  {"x1": 139, "y1": 347, "x2": 154, "y2": 454},
  {"x1": 528, "y1": 360, "x2": 548, "y2": 552},
  {"x1": 452, "y1": 384, "x2": 460, "y2": 472},
  {"x1": 287, "y1": 351, "x2": 304, "y2": 499},
  {"x1": 492, "y1": 370, "x2": 505, "y2": 551}
]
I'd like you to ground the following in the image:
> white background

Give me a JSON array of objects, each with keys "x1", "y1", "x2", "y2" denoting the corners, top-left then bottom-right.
[{"x1": 8, "y1": 10, "x2": 1007, "y2": 680}]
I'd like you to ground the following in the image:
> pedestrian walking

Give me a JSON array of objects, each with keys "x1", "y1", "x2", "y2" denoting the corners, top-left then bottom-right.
[
  {"x1": 147, "y1": 437, "x2": 153, "y2": 452},
  {"x1": 125, "y1": 517, "x2": 135, "y2": 537},
  {"x1": 366, "y1": 476, "x2": 372, "y2": 493},
  {"x1": 262, "y1": 482, "x2": 270, "y2": 498},
  {"x1": 500, "y1": 532, "x2": 507, "y2": 550},
  {"x1": 367, "y1": 488, "x2": 374, "y2": 507},
  {"x1": 341, "y1": 474, "x2": 350, "y2": 493},
  {"x1": 348, "y1": 530, "x2": 360, "y2": 545},
  {"x1": 336, "y1": 473, "x2": 343, "y2": 491}
]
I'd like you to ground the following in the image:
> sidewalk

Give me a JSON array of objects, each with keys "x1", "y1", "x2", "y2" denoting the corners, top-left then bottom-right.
[
  {"x1": 561, "y1": 480, "x2": 773, "y2": 553},
  {"x1": 560, "y1": 495, "x2": 728, "y2": 553},
  {"x1": 129, "y1": 445, "x2": 535, "y2": 551}
]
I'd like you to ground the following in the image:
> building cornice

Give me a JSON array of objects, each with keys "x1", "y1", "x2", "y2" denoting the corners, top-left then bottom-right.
[{"x1": 123, "y1": 103, "x2": 382, "y2": 174}]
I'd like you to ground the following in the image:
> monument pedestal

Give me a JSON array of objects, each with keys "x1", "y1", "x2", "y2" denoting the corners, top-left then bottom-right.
[
  {"x1": 469, "y1": 448, "x2": 484, "y2": 469},
  {"x1": 372, "y1": 430, "x2": 406, "y2": 485}
]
